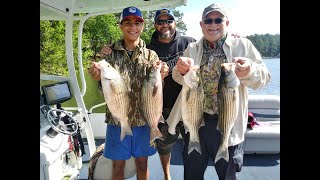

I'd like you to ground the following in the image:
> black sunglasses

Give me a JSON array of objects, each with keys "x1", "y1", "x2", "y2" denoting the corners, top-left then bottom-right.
[
  {"x1": 204, "y1": 18, "x2": 224, "y2": 25},
  {"x1": 156, "y1": 19, "x2": 174, "y2": 25}
]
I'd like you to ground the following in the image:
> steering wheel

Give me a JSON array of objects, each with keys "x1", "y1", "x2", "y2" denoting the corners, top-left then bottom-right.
[{"x1": 46, "y1": 108, "x2": 78, "y2": 135}]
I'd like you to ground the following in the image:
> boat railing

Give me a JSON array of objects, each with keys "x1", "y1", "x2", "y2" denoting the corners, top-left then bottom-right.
[{"x1": 89, "y1": 102, "x2": 107, "y2": 114}]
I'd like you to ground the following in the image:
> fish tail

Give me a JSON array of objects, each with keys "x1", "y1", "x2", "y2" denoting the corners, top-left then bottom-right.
[
  {"x1": 149, "y1": 128, "x2": 163, "y2": 147},
  {"x1": 188, "y1": 141, "x2": 201, "y2": 155},
  {"x1": 120, "y1": 123, "x2": 133, "y2": 141},
  {"x1": 215, "y1": 145, "x2": 229, "y2": 163},
  {"x1": 215, "y1": 122, "x2": 233, "y2": 163}
]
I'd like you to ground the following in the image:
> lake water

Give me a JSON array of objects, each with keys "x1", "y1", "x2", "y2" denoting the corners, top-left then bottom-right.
[{"x1": 248, "y1": 58, "x2": 280, "y2": 96}]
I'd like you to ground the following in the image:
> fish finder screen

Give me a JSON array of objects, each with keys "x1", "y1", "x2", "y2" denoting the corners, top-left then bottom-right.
[{"x1": 42, "y1": 81, "x2": 73, "y2": 105}]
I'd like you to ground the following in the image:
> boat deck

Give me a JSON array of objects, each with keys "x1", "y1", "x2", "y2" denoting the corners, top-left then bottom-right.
[{"x1": 79, "y1": 139, "x2": 280, "y2": 180}]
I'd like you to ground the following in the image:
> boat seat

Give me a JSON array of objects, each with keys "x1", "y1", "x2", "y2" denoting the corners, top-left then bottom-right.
[
  {"x1": 248, "y1": 95, "x2": 280, "y2": 110},
  {"x1": 244, "y1": 95, "x2": 280, "y2": 154},
  {"x1": 245, "y1": 121, "x2": 280, "y2": 138}
]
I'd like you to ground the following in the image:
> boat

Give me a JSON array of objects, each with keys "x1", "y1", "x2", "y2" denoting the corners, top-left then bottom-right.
[{"x1": 40, "y1": 0, "x2": 280, "y2": 179}]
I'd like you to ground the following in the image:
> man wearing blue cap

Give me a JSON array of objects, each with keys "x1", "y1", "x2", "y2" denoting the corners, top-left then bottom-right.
[
  {"x1": 97, "y1": 7, "x2": 196, "y2": 180},
  {"x1": 148, "y1": 8, "x2": 196, "y2": 180},
  {"x1": 89, "y1": 6, "x2": 165, "y2": 180}
]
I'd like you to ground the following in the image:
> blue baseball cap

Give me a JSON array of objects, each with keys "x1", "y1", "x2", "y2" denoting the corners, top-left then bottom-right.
[
  {"x1": 154, "y1": 8, "x2": 175, "y2": 21},
  {"x1": 120, "y1": 6, "x2": 144, "y2": 23}
]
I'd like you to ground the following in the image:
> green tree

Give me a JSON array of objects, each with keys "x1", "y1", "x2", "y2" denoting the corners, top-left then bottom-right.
[
  {"x1": 83, "y1": 14, "x2": 122, "y2": 61},
  {"x1": 246, "y1": 33, "x2": 280, "y2": 58},
  {"x1": 40, "y1": 20, "x2": 67, "y2": 75},
  {"x1": 172, "y1": 9, "x2": 187, "y2": 34}
]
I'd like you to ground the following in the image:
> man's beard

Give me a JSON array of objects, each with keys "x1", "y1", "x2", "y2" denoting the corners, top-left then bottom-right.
[{"x1": 158, "y1": 28, "x2": 175, "y2": 39}]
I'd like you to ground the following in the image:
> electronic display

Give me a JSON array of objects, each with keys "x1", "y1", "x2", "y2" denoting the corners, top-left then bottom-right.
[{"x1": 42, "y1": 81, "x2": 73, "y2": 105}]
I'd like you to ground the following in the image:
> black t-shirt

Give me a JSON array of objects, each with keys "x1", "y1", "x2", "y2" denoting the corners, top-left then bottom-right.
[{"x1": 147, "y1": 31, "x2": 196, "y2": 109}]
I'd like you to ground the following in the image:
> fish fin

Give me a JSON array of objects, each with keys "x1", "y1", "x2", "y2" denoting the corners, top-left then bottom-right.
[
  {"x1": 150, "y1": 128, "x2": 163, "y2": 147},
  {"x1": 199, "y1": 115, "x2": 205, "y2": 127},
  {"x1": 109, "y1": 80, "x2": 117, "y2": 93},
  {"x1": 216, "y1": 124, "x2": 221, "y2": 133},
  {"x1": 188, "y1": 141, "x2": 201, "y2": 154},
  {"x1": 158, "y1": 115, "x2": 165, "y2": 124},
  {"x1": 150, "y1": 141, "x2": 156, "y2": 148},
  {"x1": 113, "y1": 117, "x2": 121, "y2": 124},
  {"x1": 200, "y1": 119, "x2": 205, "y2": 127},
  {"x1": 120, "y1": 123, "x2": 133, "y2": 141},
  {"x1": 183, "y1": 124, "x2": 190, "y2": 134},
  {"x1": 215, "y1": 145, "x2": 229, "y2": 163},
  {"x1": 186, "y1": 89, "x2": 191, "y2": 102},
  {"x1": 152, "y1": 83, "x2": 159, "y2": 97}
]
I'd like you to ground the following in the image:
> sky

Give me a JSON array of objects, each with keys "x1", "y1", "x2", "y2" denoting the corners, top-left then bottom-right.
[{"x1": 175, "y1": 0, "x2": 280, "y2": 40}]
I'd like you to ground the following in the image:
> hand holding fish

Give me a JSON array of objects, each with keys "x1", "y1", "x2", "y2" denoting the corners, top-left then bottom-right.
[
  {"x1": 159, "y1": 61, "x2": 169, "y2": 80},
  {"x1": 88, "y1": 61, "x2": 102, "y2": 81},
  {"x1": 234, "y1": 57, "x2": 251, "y2": 78},
  {"x1": 100, "y1": 44, "x2": 112, "y2": 57},
  {"x1": 176, "y1": 57, "x2": 194, "y2": 75}
]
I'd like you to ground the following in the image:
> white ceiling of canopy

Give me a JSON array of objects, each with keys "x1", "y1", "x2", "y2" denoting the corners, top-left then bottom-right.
[{"x1": 40, "y1": 0, "x2": 188, "y2": 20}]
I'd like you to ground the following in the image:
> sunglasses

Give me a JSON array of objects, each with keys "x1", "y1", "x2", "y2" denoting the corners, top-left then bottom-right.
[
  {"x1": 204, "y1": 18, "x2": 224, "y2": 25},
  {"x1": 156, "y1": 19, "x2": 174, "y2": 25}
]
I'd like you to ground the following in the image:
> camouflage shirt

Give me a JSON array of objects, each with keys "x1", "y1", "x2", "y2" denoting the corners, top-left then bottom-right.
[
  {"x1": 98, "y1": 39, "x2": 159, "y2": 127},
  {"x1": 200, "y1": 35, "x2": 227, "y2": 115}
]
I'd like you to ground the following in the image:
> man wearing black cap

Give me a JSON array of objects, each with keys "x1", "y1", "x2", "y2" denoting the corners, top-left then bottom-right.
[
  {"x1": 147, "y1": 8, "x2": 196, "y2": 180},
  {"x1": 89, "y1": 6, "x2": 165, "y2": 180},
  {"x1": 99, "y1": 8, "x2": 196, "y2": 180},
  {"x1": 172, "y1": 3, "x2": 271, "y2": 180}
]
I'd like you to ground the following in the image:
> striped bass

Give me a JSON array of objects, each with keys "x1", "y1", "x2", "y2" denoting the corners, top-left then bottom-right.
[
  {"x1": 99, "y1": 60, "x2": 133, "y2": 141},
  {"x1": 215, "y1": 63, "x2": 240, "y2": 163},
  {"x1": 141, "y1": 63, "x2": 164, "y2": 147},
  {"x1": 181, "y1": 65, "x2": 204, "y2": 154}
]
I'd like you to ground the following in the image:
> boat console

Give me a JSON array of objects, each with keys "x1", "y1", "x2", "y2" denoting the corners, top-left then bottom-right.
[{"x1": 40, "y1": 81, "x2": 83, "y2": 180}]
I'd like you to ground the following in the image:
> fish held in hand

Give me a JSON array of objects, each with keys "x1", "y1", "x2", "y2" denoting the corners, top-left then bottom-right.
[
  {"x1": 215, "y1": 63, "x2": 240, "y2": 163},
  {"x1": 99, "y1": 60, "x2": 132, "y2": 141},
  {"x1": 181, "y1": 65, "x2": 204, "y2": 154},
  {"x1": 141, "y1": 62, "x2": 164, "y2": 147}
]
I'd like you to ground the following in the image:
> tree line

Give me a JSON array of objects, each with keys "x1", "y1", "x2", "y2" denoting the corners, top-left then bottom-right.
[
  {"x1": 246, "y1": 33, "x2": 280, "y2": 58},
  {"x1": 40, "y1": 10, "x2": 279, "y2": 76}
]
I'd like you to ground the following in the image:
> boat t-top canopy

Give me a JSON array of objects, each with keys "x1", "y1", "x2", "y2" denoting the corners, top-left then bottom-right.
[
  {"x1": 40, "y1": 0, "x2": 188, "y2": 20},
  {"x1": 40, "y1": 0, "x2": 188, "y2": 158}
]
